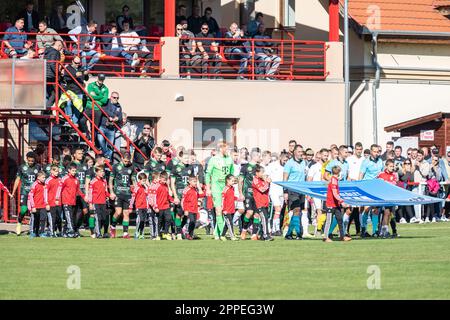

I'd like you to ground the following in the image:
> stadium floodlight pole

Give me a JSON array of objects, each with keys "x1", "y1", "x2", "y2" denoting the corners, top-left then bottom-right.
[{"x1": 344, "y1": 0, "x2": 350, "y2": 145}]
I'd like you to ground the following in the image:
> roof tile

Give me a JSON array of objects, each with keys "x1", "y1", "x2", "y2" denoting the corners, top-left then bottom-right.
[{"x1": 340, "y1": 0, "x2": 450, "y2": 33}]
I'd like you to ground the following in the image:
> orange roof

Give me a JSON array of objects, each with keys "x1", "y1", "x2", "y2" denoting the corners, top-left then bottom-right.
[{"x1": 341, "y1": 0, "x2": 450, "y2": 33}]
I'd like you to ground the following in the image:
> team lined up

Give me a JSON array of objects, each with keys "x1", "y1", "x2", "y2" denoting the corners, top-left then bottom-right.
[{"x1": 6, "y1": 139, "x2": 448, "y2": 241}]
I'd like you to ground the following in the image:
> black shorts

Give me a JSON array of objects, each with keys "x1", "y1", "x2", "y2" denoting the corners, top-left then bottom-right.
[
  {"x1": 244, "y1": 196, "x2": 256, "y2": 212},
  {"x1": 76, "y1": 196, "x2": 88, "y2": 210},
  {"x1": 288, "y1": 191, "x2": 305, "y2": 210},
  {"x1": 115, "y1": 195, "x2": 131, "y2": 210}
]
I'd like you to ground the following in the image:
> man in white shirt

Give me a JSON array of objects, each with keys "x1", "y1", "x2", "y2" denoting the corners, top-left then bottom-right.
[
  {"x1": 307, "y1": 148, "x2": 328, "y2": 236},
  {"x1": 120, "y1": 21, "x2": 153, "y2": 76},
  {"x1": 346, "y1": 142, "x2": 364, "y2": 235},
  {"x1": 68, "y1": 20, "x2": 100, "y2": 71},
  {"x1": 265, "y1": 152, "x2": 289, "y2": 236}
]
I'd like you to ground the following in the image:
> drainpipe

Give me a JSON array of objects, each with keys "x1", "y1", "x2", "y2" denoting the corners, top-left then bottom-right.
[
  {"x1": 371, "y1": 32, "x2": 380, "y2": 145},
  {"x1": 343, "y1": 0, "x2": 350, "y2": 145}
]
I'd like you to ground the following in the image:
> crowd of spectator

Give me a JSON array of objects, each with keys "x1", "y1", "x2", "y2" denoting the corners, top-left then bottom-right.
[{"x1": 1, "y1": 2, "x2": 281, "y2": 80}]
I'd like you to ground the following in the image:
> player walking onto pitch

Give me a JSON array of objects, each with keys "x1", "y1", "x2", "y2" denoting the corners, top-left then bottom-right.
[
  {"x1": 238, "y1": 148, "x2": 262, "y2": 240},
  {"x1": 323, "y1": 166, "x2": 352, "y2": 243},
  {"x1": 109, "y1": 152, "x2": 136, "y2": 239},
  {"x1": 252, "y1": 165, "x2": 274, "y2": 241},
  {"x1": 205, "y1": 141, "x2": 234, "y2": 240},
  {"x1": 130, "y1": 172, "x2": 151, "y2": 240},
  {"x1": 377, "y1": 159, "x2": 399, "y2": 238},
  {"x1": 12, "y1": 152, "x2": 41, "y2": 236},
  {"x1": 87, "y1": 166, "x2": 111, "y2": 238},
  {"x1": 27, "y1": 171, "x2": 48, "y2": 238}
]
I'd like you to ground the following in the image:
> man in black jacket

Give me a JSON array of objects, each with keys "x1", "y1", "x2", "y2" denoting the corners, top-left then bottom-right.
[
  {"x1": 17, "y1": 1, "x2": 39, "y2": 32},
  {"x1": 133, "y1": 124, "x2": 155, "y2": 171},
  {"x1": 44, "y1": 40, "x2": 63, "y2": 108},
  {"x1": 97, "y1": 92, "x2": 123, "y2": 159},
  {"x1": 63, "y1": 56, "x2": 89, "y2": 127}
]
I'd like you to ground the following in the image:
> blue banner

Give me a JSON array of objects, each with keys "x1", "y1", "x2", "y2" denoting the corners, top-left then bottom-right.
[{"x1": 275, "y1": 179, "x2": 443, "y2": 206}]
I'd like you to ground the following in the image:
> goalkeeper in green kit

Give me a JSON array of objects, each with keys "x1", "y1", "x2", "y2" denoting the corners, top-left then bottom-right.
[{"x1": 205, "y1": 141, "x2": 234, "y2": 240}]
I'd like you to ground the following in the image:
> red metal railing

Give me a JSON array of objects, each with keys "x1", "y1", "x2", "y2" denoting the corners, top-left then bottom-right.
[
  {"x1": 0, "y1": 31, "x2": 165, "y2": 78},
  {"x1": 178, "y1": 36, "x2": 327, "y2": 80}
]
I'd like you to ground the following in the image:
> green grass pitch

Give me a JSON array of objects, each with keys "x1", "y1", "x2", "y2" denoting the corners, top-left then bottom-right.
[{"x1": 1, "y1": 223, "x2": 450, "y2": 299}]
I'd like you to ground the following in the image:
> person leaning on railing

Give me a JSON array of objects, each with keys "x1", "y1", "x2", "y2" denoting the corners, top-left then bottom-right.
[
  {"x1": 62, "y1": 56, "x2": 89, "y2": 129},
  {"x1": 224, "y1": 23, "x2": 252, "y2": 80},
  {"x1": 68, "y1": 20, "x2": 100, "y2": 72},
  {"x1": 253, "y1": 23, "x2": 281, "y2": 81},
  {"x1": 2, "y1": 18, "x2": 31, "y2": 57},
  {"x1": 85, "y1": 74, "x2": 109, "y2": 134},
  {"x1": 195, "y1": 23, "x2": 222, "y2": 79},
  {"x1": 44, "y1": 40, "x2": 63, "y2": 109},
  {"x1": 97, "y1": 92, "x2": 123, "y2": 160},
  {"x1": 177, "y1": 20, "x2": 199, "y2": 79},
  {"x1": 36, "y1": 20, "x2": 65, "y2": 56},
  {"x1": 120, "y1": 21, "x2": 153, "y2": 76},
  {"x1": 101, "y1": 22, "x2": 140, "y2": 67}
]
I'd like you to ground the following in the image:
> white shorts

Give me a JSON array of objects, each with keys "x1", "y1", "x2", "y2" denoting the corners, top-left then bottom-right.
[{"x1": 270, "y1": 192, "x2": 284, "y2": 207}]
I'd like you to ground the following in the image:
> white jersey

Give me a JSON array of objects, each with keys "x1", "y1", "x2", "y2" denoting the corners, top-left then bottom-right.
[
  {"x1": 347, "y1": 155, "x2": 364, "y2": 180},
  {"x1": 265, "y1": 161, "x2": 284, "y2": 195},
  {"x1": 307, "y1": 162, "x2": 323, "y2": 182}
]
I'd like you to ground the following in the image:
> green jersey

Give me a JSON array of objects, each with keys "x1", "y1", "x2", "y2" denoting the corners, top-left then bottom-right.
[
  {"x1": 205, "y1": 155, "x2": 234, "y2": 186},
  {"x1": 171, "y1": 162, "x2": 194, "y2": 197},
  {"x1": 74, "y1": 161, "x2": 89, "y2": 190},
  {"x1": 144, "y1": 158, "x2": 168, "y2": 177},
  {"x1": 112, "y1": 163, "x2": 136, "y2": 196},
  {"x1": 17, "y1": 163, "x2": 41, "y2": 194},
  {"x1": 240, "y1": 162, "x2": 258, "y2": 197}
]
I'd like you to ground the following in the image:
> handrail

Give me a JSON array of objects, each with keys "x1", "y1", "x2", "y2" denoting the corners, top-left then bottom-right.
[
  {"x1": 55, "y1": 61, "x2": 149, "y2": 161},
  {"x1": 178, "y1": 36, "x2": 326, "y2": 80}
]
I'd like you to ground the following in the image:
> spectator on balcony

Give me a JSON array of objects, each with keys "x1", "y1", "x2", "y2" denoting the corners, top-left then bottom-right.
[
  {"x1": 224, "y1": 23, "x2": 252, "y2": 80},
  {"x1": 16, "y1": 1, "x2": 39, "y2": 33},
  {"x1": 177, "y1": 21, "x2": 199, "y2": 79},
  {"x1": 101, "y1": 22, "x2": 140, "y2": 67},
  {"x1": 98, "y1": 92, "x2": 123, "y2": 159},
  {"x1": 68, "y1": 20, "x2": 100, "y2": 72},
  {"x1": 44, "y1": 40, "x2": 63, "y2": 108},
  {"x1": 148, "y1": 17, "x2": 163, "y2": 37},
  {"x1": 188, "y1": 5, "x2": 203, "y2": 35},
  {"x1": 62, "y1": 55, "x2": 89, "y2": 127},
  {"x1": 133, "y1": 123, "x2": 155, "y2": 171},
  {"x1": 254, "y1": 23, "x2": 281, "y2": 81},
  {"x1": 2, "y1": 18, "x2": 31, "y2": 57},
  {"x1": 116, "y1": 5, "x2": 134, "y2": 33},
  {"x1": 86, "y1": 74, "x2": 109, "y2": 132},
  {"x1": 195, "y1": 23, "x2": 222, "y2": 79},
  {"x1": 248, "y1": 12, "x2": 264, "y2": 37},
  {"x1": 202, "y1": 7, "x2": 220, "y2": 37},
  {"x1": 120, "y1": 21, "x2": 153, "y2": 76},
  {"x1": 36, "y1": 21, "x2": 65, "y2": 56},
  {"x1": 176, "y1": 4, "x2": 187, "y2": 26},
  {"x1": 49, "y1": 4, "x2": 67, "y2": 33}
]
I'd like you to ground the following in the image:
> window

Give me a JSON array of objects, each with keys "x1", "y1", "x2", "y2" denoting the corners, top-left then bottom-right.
[
  {"x1": 193, "y1": 118, "x2": 236, "y2": 149},
  {"x1": 281, "y1": 0, "x2": 295, "y2": 28}
]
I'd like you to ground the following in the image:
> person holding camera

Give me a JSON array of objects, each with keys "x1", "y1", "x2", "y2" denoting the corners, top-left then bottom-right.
[
  {"x1": 253, "y1": 23, "x2": 280, "y2": 81},
  {"x1": 133, "y1": 124, "x2": 155, "y2": 171},
  {"x1": 224, "y1": 23, "x2": 252, "y2": 79}
]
